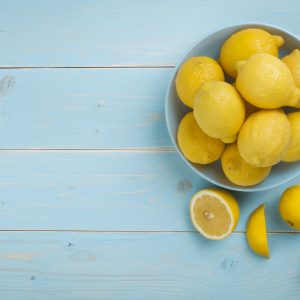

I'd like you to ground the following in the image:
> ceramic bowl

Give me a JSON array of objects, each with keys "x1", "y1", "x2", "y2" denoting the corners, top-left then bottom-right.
[{"x1": 165, "y1": 23, "x2": 300, "y2": 192}]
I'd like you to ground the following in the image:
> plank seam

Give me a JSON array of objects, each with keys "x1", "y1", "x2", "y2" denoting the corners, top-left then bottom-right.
[
  {"x1": 0, "y1": 230, "x2": 298, "y2": 234},
  {"x1": 0, "y1": 148, "x2": 177, "y2": 153},
  {"x1": 0, "y1": 65, "x2": 175, "y2": 70}
]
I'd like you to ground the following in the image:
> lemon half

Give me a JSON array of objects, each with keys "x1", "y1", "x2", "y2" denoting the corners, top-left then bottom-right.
[{"x1": 190, "y1": 189, "x2": 240, "y2": 240}]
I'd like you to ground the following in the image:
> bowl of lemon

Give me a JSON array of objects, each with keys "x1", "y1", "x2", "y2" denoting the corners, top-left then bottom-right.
[{"x1": 166, "y1": 23, "x2": 300, "y2": 191}]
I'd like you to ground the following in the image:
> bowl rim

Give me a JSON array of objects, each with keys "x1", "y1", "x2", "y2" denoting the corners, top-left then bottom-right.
[{"x1": 165, "y1": 22, "x2": 300, "y2": 192}]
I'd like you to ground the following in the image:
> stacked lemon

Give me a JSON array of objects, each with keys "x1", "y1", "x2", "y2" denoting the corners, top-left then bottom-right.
[{"x1": 176, "y1": 28, "x2": 300, "y2": 187}]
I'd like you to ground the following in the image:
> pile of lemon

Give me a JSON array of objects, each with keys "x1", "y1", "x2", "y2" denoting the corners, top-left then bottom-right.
[
  {"x1": 176, "y1": 28, "x2": 300, "y2": 258},
  {"x1": 176, "y1": 28, "x2": 300, "y2": 187}
]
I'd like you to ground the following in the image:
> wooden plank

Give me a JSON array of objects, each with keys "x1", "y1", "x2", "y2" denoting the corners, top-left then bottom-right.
[
  {"x1": 0, "y1": 231, "x2": 299, "y2": 299},
  {"x1": 0, "y1": 68, "x2": 171, "y2": 148},
  {"x1": 0, "y1": 0, "x2": 300, "y2": 67},
  {"x1": 0, "y1": 150, "x2": 298, "y2": 232}
]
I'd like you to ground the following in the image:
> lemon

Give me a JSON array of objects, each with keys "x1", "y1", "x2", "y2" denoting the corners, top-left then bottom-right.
[
  {"x1": 175, "y1": 56, "x2": 224, "y2": 108},
  {"x1": 283, "y1": 112, "x2": 300, "y2": 162},
  {"x1": 279, "y1": 185, "x2": 300, "y2": 229},
  {"x1": 190, "y1": 189, "x2": 240, "y2": 240},
  {"x1": 220, "y1": 28, "x2": 284, "y2": 77},
  {"x1": 238, "y1": 110, "x2": 291, "y2": 167},
  {"x1": 232, "y1": 82, "x2": 259, "y2": 117},
  {"x1": 177, "y1": 112, "x2": 225, "y2": 164},
  {"x1": 221, "y1": 134, "x2": 237, "y2": 144},
  {"x1": 221, "y1": 143, "x2": 271, "y2": 186},
  {"x1": 193, "y1": 81, "x2": 245, "y2": 142},
  {"x1": 246, "y1": 204, "x2": 269, "y2": 258},
  {"x1": 236, "y1": 53, "x2": 300, "y2": 108},
  {"x1": 282, "y1": 49, "x2": 300, "y2": 89}
]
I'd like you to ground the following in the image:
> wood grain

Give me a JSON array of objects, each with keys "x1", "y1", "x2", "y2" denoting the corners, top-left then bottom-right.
[
  {"x1": 0, "y1": 231, "x2": 299, "y2": 300},
  {"x1": 1, "y1": 1, "x2": 300, "y2": 298},
  {"x1": 0, "y1": 0, "x2": 300, "y2": 67},
  {"x1": 0, "y1": 150, "x2": 297, "y2": 232},
  {"x1": 0, "y1": 68, "x2": 171, "y2": 148}
]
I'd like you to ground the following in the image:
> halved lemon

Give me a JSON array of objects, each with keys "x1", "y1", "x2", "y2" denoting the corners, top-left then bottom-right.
[
  {"x1": 190, "y1": 189, "x2": 240, "y2": 240},
  {"x1": 246, "y1": 204, "x2": 269, "y2": 258}
]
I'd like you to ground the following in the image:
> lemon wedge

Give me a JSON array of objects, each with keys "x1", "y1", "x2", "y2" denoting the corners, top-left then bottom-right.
[
  {"x1": 246, "y1": 204, "x2": 269, "y2": 258},
  {"x1": 190, "y1": 189, "x2": 240, "y2": 240}
]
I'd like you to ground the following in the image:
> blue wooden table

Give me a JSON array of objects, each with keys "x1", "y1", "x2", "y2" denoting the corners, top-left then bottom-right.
[{"x1": 0, "y1": 1, "x2": 300, "y2": 299}]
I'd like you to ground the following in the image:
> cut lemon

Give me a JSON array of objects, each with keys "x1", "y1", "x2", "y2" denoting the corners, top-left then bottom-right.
[
  {"x1": 246, "y1": 204, "x2": 269, "y2": 258},
  {"x1": 190, "y1": 189, "x2": 240, "y2": 240}
]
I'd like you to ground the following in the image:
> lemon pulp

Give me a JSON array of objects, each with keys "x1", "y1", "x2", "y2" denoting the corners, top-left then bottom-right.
[{"x1": 190, "y1": 189, "x2": 240, "y2": 240}]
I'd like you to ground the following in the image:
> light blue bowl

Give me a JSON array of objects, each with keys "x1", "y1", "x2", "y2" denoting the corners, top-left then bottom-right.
[{"x1": 166, "y1": 23, "x2": 300, "y2": 192}]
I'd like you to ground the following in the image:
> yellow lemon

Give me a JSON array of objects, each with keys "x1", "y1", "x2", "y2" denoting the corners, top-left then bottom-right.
[
  {"x1": 236, "y1": 53, "x2": 300, "y2": 108},
  {"x1": 246, "y1": 204, "x2": 269, "y2": 258},
  {"x1": 220, "y1": 28, "x2": 284, "y2": 77},
  {"x1": 177, "y1": 112, "x2": 225, "y2": 164},
  {"x1": 175, "y1": 56, "x2": 224, "y2": 108},
  {"x1": 221, "y1": 134, "x2": 238, "y2": 144},
  {"x1": 193, "y1": 81, "x2": 245, "y2": 142},
  {"x1": 282, "y1": 49, "x2": 300, "y2": 89},
  {"x1": 221, "y1": 143, "x2": 271, "y2": 186},
  {"x1": 283, "y1": 112, "x2": 300, "y2": 162},
  {"x1": 238, "y1": 110, "x2": 291, "y2": 167},
  {"x1": 232, "y1": 82, "x2": 259, "y2": 117},
  {"x1": 190, "y1": 189, "x2": 240, "y2": 240},
  {"x1": 279, "y1": 185, "x2": 300, "y2": 229}
]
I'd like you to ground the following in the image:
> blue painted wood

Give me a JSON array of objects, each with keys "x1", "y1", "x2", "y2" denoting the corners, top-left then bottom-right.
[
  {"x1": 0, "y1": 150, "x2": 298, "y2": 232},
  {"x1": 0, "y1": 1, "x2": 299, "y2": 298},
  {"x1": 0, "y1": 69, "x2": 171, "y2": 148},
  {"x1": 0, "y1": 0, "x2": 300, "y2": 66},
  {"x1": 0, "y1": 232, "x2": 299, "y2": 300}
]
